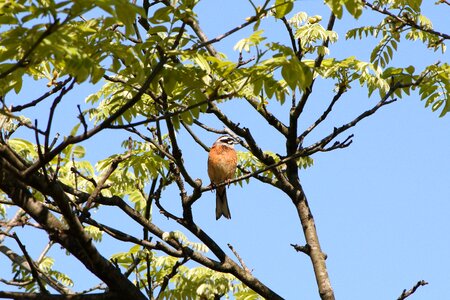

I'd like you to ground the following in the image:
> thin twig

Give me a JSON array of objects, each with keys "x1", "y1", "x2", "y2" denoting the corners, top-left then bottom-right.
[
  {"x1": 0, "y1": 21, "x2": 60, "y2": 79},
  {"x1": 11, "y1": 77, "x2": 73, "y2": 112},
  {"x1": 44, "y1": 78, "x2": 76, "y2": 151},
  {"x1": 156, "y1": 257, "x2": 189, "y2": 299},
  {"x1": 181, "y1": 121, "x2": 210, "y2": 152},
  {"x1": 12, "y1": 233, "x2": 49, "y2": 294},
  {"x1": 291, "y1": 243, "x2": 311, "y2": 256},
  {"x1": 193, "y1": 120, "x2": 228, "y2": 134},
  {"x1": 364, "y1": 1, "x2": 450, "y2": 40},
  {"x1": 82, "y1": 152, "x2": 132, "y2": 214},
  {"x1": 228, "y1": 244, "x2": 251, "y2": 274},
  {"x1": 397, "y1": 280, "x2": 428, "y2": 300},
  {"x1": 23, "y1": 55, "x2": 169, "y2": 177},
  {"x1": 298, "y1": 87, "x2": 346, "y2": 144}
]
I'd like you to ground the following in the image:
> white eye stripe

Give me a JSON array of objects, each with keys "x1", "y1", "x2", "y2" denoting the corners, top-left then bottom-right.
[{"x1": 219, "y1": 137, "x2": 235, "y2": 144}]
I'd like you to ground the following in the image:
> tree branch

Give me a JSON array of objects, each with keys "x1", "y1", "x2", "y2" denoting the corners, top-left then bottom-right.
[
  {"x1": 228, "y1": 243, "x2": 251, "y2": 274},
  {"x1": 364, "y1": 1, "x2": 450, "y2": 40},
  {"x1": 397, "y1": 280, "x2": 428, "y2": 300},
  {"x1": 10, "y1": 77, "x2": 73, "y2": 112},
  {"x1": 298, "y1": 87, "x2": 346, "y2": 144},
  {"x1": 11, "y1": 233, "x2": 49, "y2": 294},
  {"x1": 0, "y1": 21, "x2": 60, "y2": 80},
  {"x1": 23, "y1": 55, "x2": 169, "y2": 177},
  {"x1": 0, "y1": 291, "x2": 124, "y2": 300},
  {"x1": 0, "y1": 154, "x2": 147, "y2": 299},
  {"x1": 156, "y1": 257, "x2": 189, "y2": 300}
]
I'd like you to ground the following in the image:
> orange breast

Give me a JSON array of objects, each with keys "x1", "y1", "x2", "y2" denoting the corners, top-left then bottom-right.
[{"x1": 208, "y1": 145, "x2": 237, "y2": 184}]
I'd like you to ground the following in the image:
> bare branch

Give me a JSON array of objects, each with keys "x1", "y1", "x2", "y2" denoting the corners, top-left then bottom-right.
[
  {"x1": 0, "y1": 291, "x2": 124, "y2": 300},
  {"x1": 181, "y1": 121, "x2": 210, "y2": 152},
  {"x1": 0, "y1": 278, "x2": 34, "y2": 287},
  {"x1": 82, "y1": 151, "x2": 132, "y2": 215},
  {"x1": 303, "y1": 94, "x2": 397, "y2": 155},
  {"x1": 291, "y1": 243, "x2": 327, "y2": 260},
  {"x1": 193, "y1": 120, "x2": 228, "y2": 134},
  {"x1": 437, "y1": 0, "x2": 450, "y2": 6},
  {"x1": 291, "y1": 243, "x2": 311, "y2": 256},
  {"x1": 281, "y1": 16, "x2": 298, "y2": 56},
  {"x1": 156, "y1": 257, "x2": 189, "y2": 300},
  {"x1": 10, "y1": 77, "x2": 73, "y2": 112},
  {"x1": 293, "y1": 12, "x2": 337, "y2": 120},
  {"x1": 298, "y1": 87, "x2": 346, "y2": 144},
  {"x1": 397, "y1": 280, "x2": 428, "y2": 300},
  {"x1": 320, "y1": 134, "x2": 354, "y2": 152},
  {"x1": 228, "y1": 244, "x2": 251, "y2": 274},
  {"x1": 364, "y1": 1, "x2": 450, "y2": 40},
  {"x1": 244, "y1": 96, "x2": 289, "y2": 137},
  {"x1": 11, "y1": 233, "x2": 49, "y2": 294}
]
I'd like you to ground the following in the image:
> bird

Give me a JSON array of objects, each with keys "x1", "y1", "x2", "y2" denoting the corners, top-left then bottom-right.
[{"x1": 207, "y1": 135, "x2": 238, "y2": 220}]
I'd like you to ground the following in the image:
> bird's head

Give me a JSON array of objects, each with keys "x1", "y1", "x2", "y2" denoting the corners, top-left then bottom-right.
[{"x1": 213, "y1": 135, "x2": 239, "y2": 148}]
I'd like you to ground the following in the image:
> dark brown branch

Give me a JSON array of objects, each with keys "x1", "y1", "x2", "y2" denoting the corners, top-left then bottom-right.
[
  {"x1": 34, "y1": 119, "x2": 50, "y2": 182},
  {"x1": 181, "y1": 121, "x2": 210, "y2": 152},
  {"x1": 77, "y1": 105, "x2": 88, "y2": 136},
  {"x1": 192, "y1": 120, "x2": 228, "y2": 134},
  {"x1": 320, "y1": 134, "x2": 353, "y2": 152},
  {"x1": 364, "y1": 1, "x2": 450, "y2": 40},
  {"x1": 23, "y1": 55, "x2": 168, "y2": 177},
  {"x1": 291, "y1": 243, "x2": 327, "y2": 260},
  {"x1": 0, "y1": 21, "x2": 60, "y2": 80},
  {"x1": 228, "y1": 244, "x2": 251, "y2": 274},
  {"x1": 105, "y1": 98, "x2": 210, "y2": 129},
  {"x1": 10, "y1": 77, "x2": 73, "y2": 112},
  {"x1": 0, "y1": 154, "x2": 147, "y2": 299},
  {"x1": 187, "y1": 15, "x2": 259, "y2": 56},
  {"x1": 244, "y1": 96, "x2": 289, "y2": 137},
  {"x1": 71, "y1": 166, "x2": 98, "y2": 188},
  {"x1": 0, "y1": 291, "x2": 124, "y2": 300},
  {"x1": 165, "y1": 112, "x2": 199, "y2": 189},
  {"x1": 11, "y1": 233, "x2": 49, "y2": 294},
  {"x1": 184, "y1": 0, "x2": 271, "y2": 58},
  {"x1": 291, "y1": 243, "x2": 311, "y2": 256},
  {"x1": 144, "y1": 177, "x2": 159, "y2": 241},
  {"x1": 0, "y1": 242, "x2": 70, "y2": 294},
  {"x1": 0, "y1": 278, "x2": 34, "y2": 287},
  {"x1": 281, "y1": 16, "x2": 298, "y2": 56},
  {"x1": 293, "y1": 12, "x2": 337, "y2": 120},
  {"x1": 397, "y1": 280, "x2": 428, "y2": 300},
  {"x1": 125, "y1": 127, "x2": 175, "y2": 161},
  {"x1": 298, "y1": 87, "x2": 345, "y2": 144},
  {"x1": 84, "y1": 218, "x2": 162, "y2": 252},
  {"x1": 156, "y1": 257, "x2": 189, "y2": 300},
  {"x1": 0, "y1": 210, "x2": 72, "y2": 294},
  {"x1": 82, "y1": 152, "x2": 132, "y2": 214}
]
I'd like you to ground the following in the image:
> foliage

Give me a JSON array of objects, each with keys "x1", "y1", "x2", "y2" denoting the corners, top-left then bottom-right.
[{"x1": 0, "y1": 0, "x2": 447, "y2": 299}]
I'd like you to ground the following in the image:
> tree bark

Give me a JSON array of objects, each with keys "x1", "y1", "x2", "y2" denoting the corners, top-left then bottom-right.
[
  {"x1": 0, "y1": 155, "x2": 147, "y2": 300},
  {"x1": 294, "y1": 186, "x2": 335, "y2": 300}
]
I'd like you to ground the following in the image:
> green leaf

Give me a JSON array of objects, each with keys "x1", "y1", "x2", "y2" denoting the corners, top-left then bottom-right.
[
  {"x1": 274, "y1": 0, "x2": 294, "y2": 19},
  {"x1": 73, "y1": 145, "x2": 85, "y2": 158},
  {"x1": 344, "y1": 0, "x2": 363, "y2": 19},
  {"x1": 85, "y1": 225, "x2": 102, "y2": 242}
]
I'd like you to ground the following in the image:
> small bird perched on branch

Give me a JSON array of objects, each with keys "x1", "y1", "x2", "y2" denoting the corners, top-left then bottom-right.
[{"x1": 208, "y1": 135, "x2": 238, "y2": 220}]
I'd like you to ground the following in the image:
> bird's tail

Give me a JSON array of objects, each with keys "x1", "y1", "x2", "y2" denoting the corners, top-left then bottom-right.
[{"x1": 216, "y1": 186, "x2": 231, "y2": 220}]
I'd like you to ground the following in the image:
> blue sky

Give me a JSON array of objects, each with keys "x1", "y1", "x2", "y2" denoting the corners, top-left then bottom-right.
[{"x1": 1, "y1": 1, "x2": 449, "y2": 299}]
